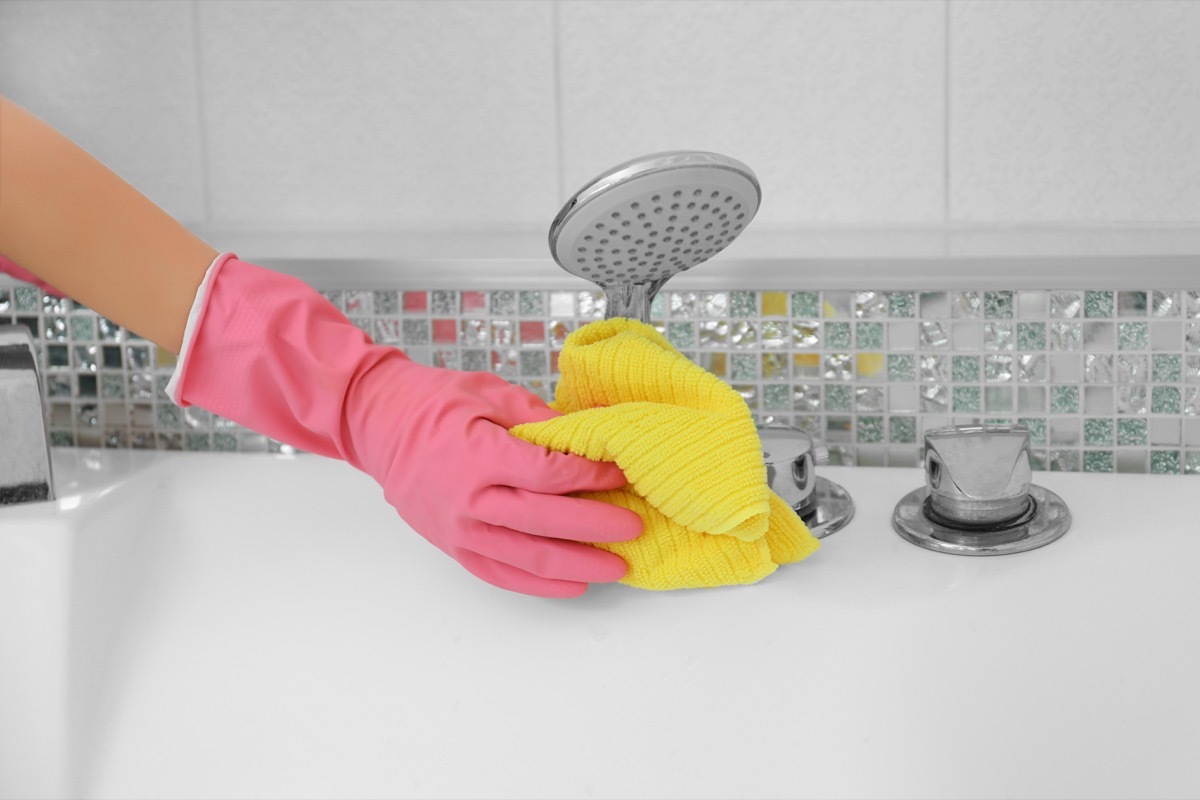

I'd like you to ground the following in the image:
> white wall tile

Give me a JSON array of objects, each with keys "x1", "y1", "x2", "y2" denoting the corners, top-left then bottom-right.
[
  {"x1": 557, "y1": 0, "x2": 946, "y2": 227},
  {"x1": 950, "y1": 0, "x2": 1200, "y2": 222},
  {"x1": 0, "y1": 0, "x2": 207, "y2": 224},
  {"x1": 197, "y1": 0, "x2": 558, "y2": 231}
]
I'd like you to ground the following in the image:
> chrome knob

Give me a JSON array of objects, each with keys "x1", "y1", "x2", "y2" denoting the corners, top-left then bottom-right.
[
  {"x1": 893, "y1": 424, "x2": 1070, "y2": 556},
  {"x1": 925, "y1": 425, "x2": 1032, "y2": 527},
  {"x1": 758, "y1": 423, "x2": 854, "y2": 539}
]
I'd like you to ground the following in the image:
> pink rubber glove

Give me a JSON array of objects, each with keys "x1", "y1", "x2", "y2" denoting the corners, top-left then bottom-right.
[
  {"x1": 0, "y1": 253, "x2": 65, "y2": 297},
  {"x1": 170, "y1": 254, "x2": 642, "y2": 597}
]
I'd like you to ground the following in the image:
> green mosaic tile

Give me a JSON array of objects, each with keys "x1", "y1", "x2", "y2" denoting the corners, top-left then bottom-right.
[
  {"x1": 826, "y1": 385, "x2": 853, "y2": 412},
  {"x1": 667, "y1": 322, "x2": 695, "y2": 349},
  {"x1": 857, "y1": 322, "x2": 884, "y2": 350},
  {"x1": 101, "y1": 374, "x2": 124, "y2": 399},
  {"x1": 1050, "y1": 386, "x2": 1080, "y2": 414},
  {"x1": 185, "y1": 433, "x2": 211, "y2": 452},
  {"x1": 1153, "y1": 354, "x2": 1182, "y2": 383},
  {"x1": 156, "y1": 404, "x2": 181, "y2": 430},
  {"x1": 489, "y1": 291, "x2": 517, "y2": 316},
  {"x1": 650, "y1": 293, "x2": 664, "y2": 319},
  {"x1": 1118, "y1": 322, "x2": 1148, "y2": 350},
  {"x1": 1019, "y1": 417, "x2": 1047, "y2": 445},
  {"x1": 1117, "y1": 418, "x2": 1148, "y2": 446},
  {"x1": 431, "y1": 290, "x2": 456, "y2": 314},
  {"x1": 953, "y1": 386, "x2": 981, "y2": 412},
  {"x1": 50, "y1": 431, "x2": 74, "y2": 447},
  {"x1": 826, "y1": 322, "x2": 851, "y2": 349},
  {"x1": 858, "y1": 416, "x2": 884, "y2": 443},
  {"x1": 461, "y1": 350, "x2": 488, "y2": 371},
  {"x1": 730, "y1": 291, "x2": 756, "y2": 317},
  {"x1": 1083, "y1": 418, "x2": 1113, "y2": 446},
  {"x1": 214, "y1": 432, "x2": 238, "y2": 452},
  {"x1": 791, "y1": 292, "x2": 820, "y2": 318},
  {"x1": 1017, "y1": 322, "x2": 1046, "y2": 351},
  {"x1": 372, "y1": 291, "x2": 398, "y2": 315},
  {"x1": 69, "y1": 315, "x2": 96, "y2": 340},
  {"x1": 731, "y1": 353, "x2": 757, "y2": 381},
  {"x1": 519, "y1": 291, "x2": 544, "y2": 316},
  {"x1": 887, "y1": 354, "x2": 916, "y2": 382},
  {"x1": 519, "y1": 351, "x2": 548, "y2": 376},
  {"x1": 1083, "y1": 450, "x2": 1114, "y2": 473},
  {"x1": 1152, "y1": 385, "x2": 1181, "y2": 414},
  {"x1": 889, "y1": 415, "x2": 916, "y2": 443},
  {"x1": 763, "y1": 383, "x2": 790, "y2": 410},
  {"x1": 1084, "y1": 291, "x2": 1114, "y2": 318},
  {"x1": 887, "y1": 291, "x2": 915, "y2": 318},
  {"x1": 985, "y1": 291, "x2": 1014, "y2": 319},
  {"x1": 402, "y1": 320, "x2": 429, "y2": 345},
  {"x1": 1151, "y1": 450, "x2": 1181, "y2": 474},
  {"x1": 952, "y1": 355, "x2": 980, "y2": 382},
  {"x1": 14, "y1": 286, "x2": 40, "y2": 312}
]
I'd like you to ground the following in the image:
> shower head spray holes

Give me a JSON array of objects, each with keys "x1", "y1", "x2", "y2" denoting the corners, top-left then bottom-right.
[{"x1": 549, "y1": 152, "x2": 761, "y2": 289}]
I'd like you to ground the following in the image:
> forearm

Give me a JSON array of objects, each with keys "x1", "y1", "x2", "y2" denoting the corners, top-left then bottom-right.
[{"x1": 0, "y1": 97, "x2": 216, "y2": 353}]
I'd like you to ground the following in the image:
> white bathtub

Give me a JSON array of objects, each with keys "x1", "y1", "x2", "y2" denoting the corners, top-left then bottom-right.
[{"x1": 2, "y1": 448, "x2": 1198, "y2": 799}]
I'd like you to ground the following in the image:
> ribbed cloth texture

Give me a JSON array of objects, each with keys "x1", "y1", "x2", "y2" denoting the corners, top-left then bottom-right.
[{"x1": 510, "y1": 318, "x2": 819, "y2": 590}]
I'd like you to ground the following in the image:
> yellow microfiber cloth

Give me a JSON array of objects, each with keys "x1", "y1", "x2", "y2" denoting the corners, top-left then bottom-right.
[{"x1": 510, "y1": 318, "x2": 819, "y2": 591}]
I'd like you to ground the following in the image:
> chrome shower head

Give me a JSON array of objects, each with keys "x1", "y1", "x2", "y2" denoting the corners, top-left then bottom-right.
[{"x1": 548, "y1": 151, "x2": 761, "y2": 321}]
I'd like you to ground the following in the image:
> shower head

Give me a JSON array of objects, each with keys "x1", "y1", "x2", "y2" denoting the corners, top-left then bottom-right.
[{"x1": 548, "y1": 151, "x2": 761, "y2": 321}]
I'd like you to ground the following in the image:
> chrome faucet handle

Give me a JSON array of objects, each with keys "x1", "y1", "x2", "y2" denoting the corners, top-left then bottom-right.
[
  {"x1": 893, "y1": 423, "x2": 1070, "y2": 556},
  {"x1": 759, "y1": 423, "x2": 816, "y2": 511},
  {"x1": 0, "y1": 325, "x2": 55, "y2": 505},
  {"x1": 757, "y1": 423, "x2": 854, "y2": 539},
  {"x1": 924, "y1": 424, "x2": 1033, "y2": 526}
]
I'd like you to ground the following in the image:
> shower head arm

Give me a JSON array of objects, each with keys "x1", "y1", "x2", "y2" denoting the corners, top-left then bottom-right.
[{"x1": 603, "y1": 278, "x2": 670, "y2": 322}]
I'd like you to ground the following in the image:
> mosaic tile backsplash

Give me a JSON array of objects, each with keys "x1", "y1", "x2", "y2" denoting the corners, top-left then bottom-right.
[{"x1": 7, "y1": 283, "x2": 1200, "y2": 475}]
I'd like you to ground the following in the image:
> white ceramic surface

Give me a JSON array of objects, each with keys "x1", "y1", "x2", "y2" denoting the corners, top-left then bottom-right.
[{"x1": 2, "y1": 449, "x2": 1198, "y2": 799}]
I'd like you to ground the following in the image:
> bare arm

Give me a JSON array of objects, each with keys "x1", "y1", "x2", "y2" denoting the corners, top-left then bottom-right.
[{"x1": 0, "y1": 97, "x2": 217, "y2": 354}]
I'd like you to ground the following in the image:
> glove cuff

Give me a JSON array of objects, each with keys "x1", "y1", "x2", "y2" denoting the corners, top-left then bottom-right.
[{"x1": 167, "y1": 251, "x2": 238, "y2": 407}]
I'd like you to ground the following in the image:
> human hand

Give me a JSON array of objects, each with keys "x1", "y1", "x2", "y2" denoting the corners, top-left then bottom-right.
[
  {"x1": 172, "y1": 255, "x2": 642, "y2": 597},
  {"x1": 345, "y1": 359, "x2": 642, "y2": 596}
]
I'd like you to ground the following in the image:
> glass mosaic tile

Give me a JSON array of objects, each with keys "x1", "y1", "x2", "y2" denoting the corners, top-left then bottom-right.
[
  {"x1": 953, "y1": 386, "x2": 981, "y2": 413},
  {"x1": 792, "y1": 292, "x2": 820, "y2": 318},
  {"x1": 1017, "y1": 322, "x2": 1045, "y2": 351},
  {"x1": 7, "y1": 280, "x2": 1200, "y2": 474},
  {"x1": 1119, "y1": 322, "x2": 1149, "y2": 350},
  {"x1": 1085, "y1": 291, "x2": 1114, "y2": 318},
  {"x1": 730, "y1": 291, "x2": 756, "y2": 318},
  {"x1": 985, "y1": 291, "x2": 1014, "y2": 319},
  {"x1": 1151, "y1": 450, "x2": 1181, "y2": 474},
  {"x1": 857, "y1": 322, "x2": 883, "y2": 350},
  {"x1": 825, "y1": 385, "x2": 853, "y2": 412},
  {"x1": 1152, "y1": 386, "x2": 1182, "y2": 414},
  {"x1": 1152, "y1": 291, "x2": 1178, "y2": 318},
  {"x1": 1050, "y1": 293, "x2": 1082, "y2": 318},
  {"x1": 826, "y1": 322, "x2": 851, "y2": 349}
]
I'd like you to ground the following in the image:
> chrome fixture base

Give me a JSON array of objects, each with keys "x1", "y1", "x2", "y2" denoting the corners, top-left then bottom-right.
[
  {"x1": 892, "y1": 423, "x2": 1070, "y2": 556},
  {"x1": 799, "y1": 476, "x2": 855, "y2": 539},
  {"x1": 893, "y1": 483, "x2": 1071, "y2": 556},
  {"x1": 758, "y1": 422, "x2": 854, "y2": 539},
  {"x1": 0, "y1": 325, "x2": 55, "y2": 505}
]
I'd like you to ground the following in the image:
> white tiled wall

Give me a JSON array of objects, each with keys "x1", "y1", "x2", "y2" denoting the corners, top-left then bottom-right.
[{"x1": 2, "y1": 0, "x2": 1198, "y2": 230}]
